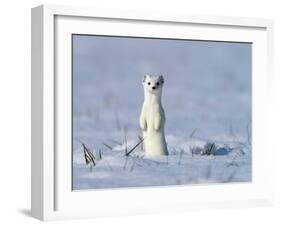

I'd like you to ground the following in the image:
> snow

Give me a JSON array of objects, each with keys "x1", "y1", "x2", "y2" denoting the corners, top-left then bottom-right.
[
  {"x1": 72, "y1": 136, "x2": 251, "y2": 189},
  {"x1": 72, "y1": 35, "x2": 252, "y2": 190}
]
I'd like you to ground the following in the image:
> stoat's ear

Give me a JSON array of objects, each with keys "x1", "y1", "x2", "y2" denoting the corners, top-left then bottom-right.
[
  {"x1": 159, "y1": 75, "x2": 164, "y2": 84},
  {"x1": 143, "y1": 74, "x2": 149, "y2": 83}
]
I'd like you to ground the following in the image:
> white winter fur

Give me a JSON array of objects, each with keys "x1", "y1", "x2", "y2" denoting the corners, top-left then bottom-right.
[{"x1": 139, "y1": 75, "x2": 168, "y2": 156}]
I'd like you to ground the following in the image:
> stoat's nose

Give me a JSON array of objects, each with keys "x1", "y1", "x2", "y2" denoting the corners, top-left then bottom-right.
[{"x1": 152, "y1": 86, "x2": 156, "y2": 90}]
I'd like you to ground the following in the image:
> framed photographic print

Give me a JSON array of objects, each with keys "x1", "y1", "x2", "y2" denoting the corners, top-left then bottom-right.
[{"x1": 31, "y1": 4, "x2": 274, "y2": 221}]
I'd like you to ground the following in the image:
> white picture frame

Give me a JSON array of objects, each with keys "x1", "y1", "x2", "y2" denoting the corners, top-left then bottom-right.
[{"x1": 31, "y1": 4, "x2": 274, "y2": 221}]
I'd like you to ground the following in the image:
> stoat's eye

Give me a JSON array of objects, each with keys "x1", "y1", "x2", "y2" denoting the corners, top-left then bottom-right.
[
  {"x1": 147, "y1": 82, "x2": 151, "y2": 85},
  {"x1": 156, "y1": 82, "x2": 160, "y2": 86}
]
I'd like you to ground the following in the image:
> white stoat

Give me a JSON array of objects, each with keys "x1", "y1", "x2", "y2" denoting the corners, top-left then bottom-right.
[{"x1": 139, "y1": 74, "x2": 168, "y2": 156}]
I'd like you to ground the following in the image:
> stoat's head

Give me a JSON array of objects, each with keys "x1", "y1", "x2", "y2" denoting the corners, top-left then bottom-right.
[{"x1": 142, "y1": 74, "x2": 164, "y2": 95}]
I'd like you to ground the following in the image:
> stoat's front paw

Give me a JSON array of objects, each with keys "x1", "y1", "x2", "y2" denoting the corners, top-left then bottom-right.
[
  {"x1": 154, "y1": 124, "x2": 160, "y2": 131},
  {"x1": 140, "y1": 118, "x2": 147, "y2": 131},
  {"x1": 142, "y1": 123, "x2": 147, "y2": 131},
  {"x1": 154, "y1": 117, "x2": 161, "y2": 131}
]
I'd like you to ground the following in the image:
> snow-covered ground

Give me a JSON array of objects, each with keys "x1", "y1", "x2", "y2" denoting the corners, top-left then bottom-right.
[
  {"x1": 72, "y1": 35, "x2": 252, "y2": 190},
  {"x1": 73, "y1": 136, "x2": 251, "y2": 189}
]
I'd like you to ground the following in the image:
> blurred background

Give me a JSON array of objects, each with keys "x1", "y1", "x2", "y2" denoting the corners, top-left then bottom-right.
[{"x1": 73, "y1": 35, "x2": 251, "y2": 150}]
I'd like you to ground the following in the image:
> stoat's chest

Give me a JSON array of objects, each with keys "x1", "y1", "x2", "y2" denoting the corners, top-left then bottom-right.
[{"x1": 143, "y1": 100, "x2": 164, "y2": 117}]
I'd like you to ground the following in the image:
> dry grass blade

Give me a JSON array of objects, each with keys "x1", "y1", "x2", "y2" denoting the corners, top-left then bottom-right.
[
  {"x1": 138, "y1": 135, "x2": 143, "y2": 151},
  {"x1": 189, "y1": 128, "x2": 197, "y2": 138},
  {"x1": 178, "y1": 149, "x2": 184, "y2": 165},
  {"x1": 81, "y1": 144, "x2": 95, "y2": 166},
  {"x1": 75, "y1": 138, "x2": 96, "y2": 166},
  {"x1": 83, "y1": 145, "x2": 95, "y2": 165},
  {"x1": 108, "y1": 139, "x2": 122, "y2": 146},
  {"x1": 125, "y1": 138, "x2": 144, "y2": 156},
  {"x1": 123, "y1": 156, "x2": 129, "y2": 170},
  {"x1": 124, "y1": 130, "x2": 128, "y2": 155},
  {"x1": 206, "y1": 143, "x2": 215, "y2": 155},
  {"x1": 98, "y1": 149, "x2": 102, "y2": 159},
  {"x1": 102, "y1": 142, "x2": 113, "y2": 150}
]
